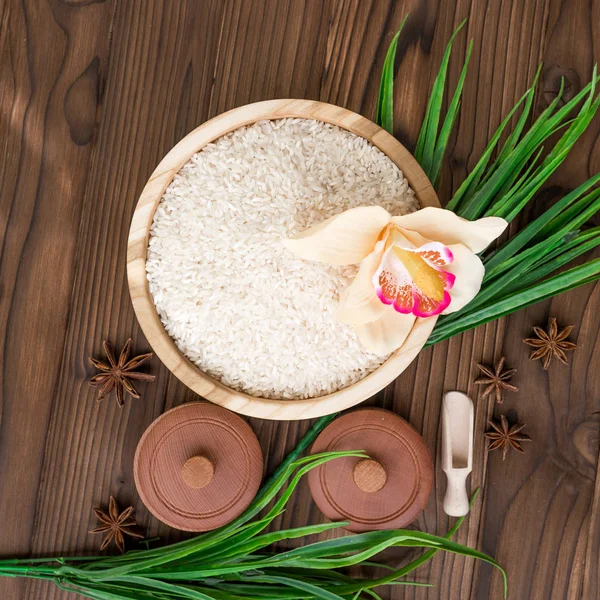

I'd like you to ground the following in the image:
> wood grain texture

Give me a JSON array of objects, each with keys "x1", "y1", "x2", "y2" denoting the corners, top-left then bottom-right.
[
  {"x1": 1, "y1": 1, "x2": 599, "y2": 599},
  {"x1": 133, "y1": 402, "x2": 263, "y2": 532},
  {"x1": 0, "y1": 0, "x2": 117, "y2": 598},
  {"x1": 127, "y1": 98, "x2": 440, "y2": 420},
  {"x1": 308, "y1": 408, "x2": 434, "y2": 532},
  {"x1": 354, "y1": 458, "x2": 389, "y2": 493}
]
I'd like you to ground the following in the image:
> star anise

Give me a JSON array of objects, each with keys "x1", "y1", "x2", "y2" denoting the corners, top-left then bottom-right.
[
  {"x1": 89, "y1": 339, "x2": 155, "y2": 407},
  {"x1": 474, "y1": 357, "x2": 518, "y2": 404},
  {"x1": 484, "y1": 415, "x2": 531, "y2": 460},
  {"x1": 524, "y1": 317, "x2": 577, "y2": 370},
  {"x1": 89, "y1": 496, "x2": 144, "y2": 553}
]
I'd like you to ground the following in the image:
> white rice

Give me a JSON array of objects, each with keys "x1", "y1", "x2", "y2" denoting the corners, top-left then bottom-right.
[{"x1": 146, "y1": 118, "x2": 419, "y2": 399}]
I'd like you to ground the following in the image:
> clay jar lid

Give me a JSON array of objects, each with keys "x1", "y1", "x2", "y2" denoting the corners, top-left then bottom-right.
[
  {"x1": 134, "y1": 402, "x2": 263, "y2": 532},
  {"x1": 308, "y1": 407, "x2": 433, "y2": 532}
]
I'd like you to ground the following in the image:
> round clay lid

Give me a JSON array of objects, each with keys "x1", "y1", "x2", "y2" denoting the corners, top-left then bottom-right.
[
  {"x1": 308, "y1": 407, "x2": 433, "y2": 532},
  {"x1": 134, "y1": 402, "x2": 263, "y2": 532}
]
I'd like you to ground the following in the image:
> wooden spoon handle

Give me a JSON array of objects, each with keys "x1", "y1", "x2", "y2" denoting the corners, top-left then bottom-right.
[{"x1": 443, "y1": 470, "x2": 469, "y2": 517}]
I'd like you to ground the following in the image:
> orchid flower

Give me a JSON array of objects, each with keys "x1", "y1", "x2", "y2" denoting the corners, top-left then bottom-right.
[{"x1": 284, "y1": 206, "x2": 508, "y2": 355}]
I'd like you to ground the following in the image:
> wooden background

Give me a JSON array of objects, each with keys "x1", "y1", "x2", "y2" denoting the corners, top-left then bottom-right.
[{"x1": 1, "y1": 0, "x2": 599, "y2": 598}]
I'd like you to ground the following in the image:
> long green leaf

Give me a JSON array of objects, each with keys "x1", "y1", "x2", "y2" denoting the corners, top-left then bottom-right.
[
  {"x1": 111, "y1": 576, "x2": 217, "y2": 600},
  {"x1": 429, "y1": 259, "x2": 600, "y2": 345},
  {"x1": 375, "y1": 16, "x2": 408, "y2": 134},
  {"x1": 458, "y1": 71, "x2": 600, "y2": 221},
  {"x1": 484, "y1": 176, "x2": 600, "y2": 276},
  {"x1": 443, "y1": 207, "x2": 600, "y2": 327},
  {"x1": 483, "y1": 187, "x2": 600, "y2": 288},
  {"x1": 430, "y1": 39, "x2": 473, "y2": 187},
  {"x1": 416, "y1": 19, "x2": 467, "y2": 175},
  {"x1": 497, "y1": 95, "x2": 600, "y2": 221},
  {"x1": 245, "y1": 575, "x2": 346, "y2": 600},
  {"x1": 510, "y1": 228, "x2": 600, "y2": 291},
  {"x1": 204, "y1": 522, "x2": 346, "y2": 564},
  {"x1": 494, "y1": 64, "x2": 542, "y2": 166},
  {"x1": 456, "y1": 80, "x2": 566, "y2": 218},
  {"x1": 446, "y1": 85, "x2": 533, "y2": 212}
]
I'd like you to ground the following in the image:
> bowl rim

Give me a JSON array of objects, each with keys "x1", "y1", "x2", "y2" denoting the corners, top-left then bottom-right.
[{"x1": 127, "y1": 99, "x2": 440, "y2": 420}]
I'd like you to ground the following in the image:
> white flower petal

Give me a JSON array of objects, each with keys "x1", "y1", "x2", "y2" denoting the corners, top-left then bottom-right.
[
  {"x1": 353, "y1": 309, "x2": 416, "y2": 356},
  {"x1": 442, "y1": 243, "x2": 485, "y2": 314},
  {"x1": 337, "y1": 242, "x2": 387, "y2": 326},
  {"x1": 284, "y1": 206, "x2": 391, "y2": 265},
  {"x1": 396, "y1": 228, "x2": 429, "y2": 248},
  {"x1": 392, "y1": 207, "x2": 508, "y2": 253}
]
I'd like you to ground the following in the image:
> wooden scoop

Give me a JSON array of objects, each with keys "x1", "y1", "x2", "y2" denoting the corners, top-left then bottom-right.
[{"x1": 442, "y1": 391, "x2": 474, "y2": 517}]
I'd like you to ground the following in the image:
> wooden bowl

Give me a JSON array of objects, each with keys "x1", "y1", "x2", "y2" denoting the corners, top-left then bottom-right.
[{"x1": 127, "y1": 99, "x2": 439, "y2": 420}]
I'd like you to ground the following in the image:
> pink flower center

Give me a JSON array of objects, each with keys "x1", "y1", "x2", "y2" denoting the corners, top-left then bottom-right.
[{"x1": 373, "y1": 241, "x2": 455, "y2": 318}]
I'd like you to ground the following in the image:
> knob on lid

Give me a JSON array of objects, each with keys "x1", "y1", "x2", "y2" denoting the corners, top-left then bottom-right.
[
  {"x1": 134, "y1": 402, "x2": 263, "y2": 532},
  {"x1": 181, "y1": 455, "x2": 215, "y2": 489},
  {"x1": 308, "y1": 408, "x2": 433, "y2": 532}
]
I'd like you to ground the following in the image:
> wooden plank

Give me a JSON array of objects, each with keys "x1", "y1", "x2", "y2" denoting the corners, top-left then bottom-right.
[
  {"x1": 0, "y1": 0, "x2": 116, "y2": 598},
  {"x1": 474, "y1": 0, "x2": 600, "y2": 597},
  {"x1": 18, "y1": 2, "x2": 230, "y2": 599}
]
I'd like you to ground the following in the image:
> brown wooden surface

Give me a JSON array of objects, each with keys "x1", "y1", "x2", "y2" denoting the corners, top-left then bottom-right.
[{"x1": 0, "y1": 1, "x2": 599, "y2": 598}]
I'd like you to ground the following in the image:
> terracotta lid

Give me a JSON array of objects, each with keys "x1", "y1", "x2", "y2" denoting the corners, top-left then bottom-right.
[
  {"x1": 134, "y1": 402, "x2": 263, "y2": 532},
  {"x1": 308, "y1": 407, "x2": 433, "y2": 532}
]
